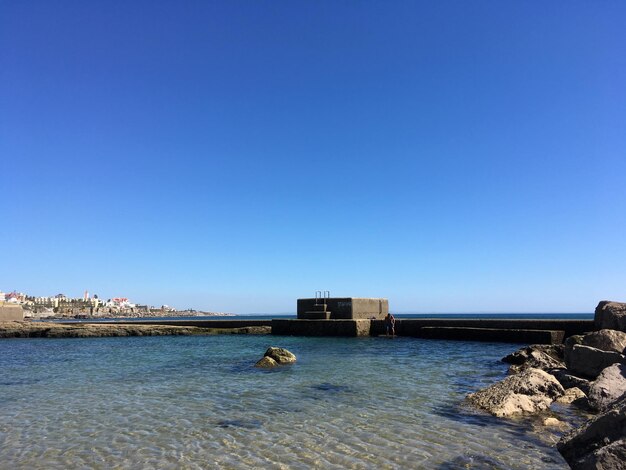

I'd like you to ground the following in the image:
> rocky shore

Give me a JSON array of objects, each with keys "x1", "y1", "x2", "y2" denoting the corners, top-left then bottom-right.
[
  {"x1": 24, "y1": 308, "x2": 234, "y2": 320},
  {"x1": 0, "y1": 321, "x2": 270, "y2": 338},
  {"x1": 467, "y1": 300, "x2": 626, "y2": 469}
]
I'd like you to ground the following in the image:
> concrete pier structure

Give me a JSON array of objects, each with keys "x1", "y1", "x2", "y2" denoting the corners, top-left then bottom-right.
[
  {"x1": 53, "y1": 316, "x2": 594, "y2": 344},
  {"x1": 370, "y1": 318, "x2": 592, "y2": 339},
  {"x1": 297, "y1": 297, "x2": 388, "y2": 320},
  {"x1": 274, "y1": 318, "x2": 593, "y2": 343},
  {"x1": 273, "y1": 319, "x2": 372, "y2": 336},
  {"x1": 95, "y1": 319, "x2": 271, "y2": 329}
]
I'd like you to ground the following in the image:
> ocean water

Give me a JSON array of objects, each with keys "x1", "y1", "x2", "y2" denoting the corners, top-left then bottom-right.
[{"x1": 0, "y1": 335, "x2": 581, "y2": 469}]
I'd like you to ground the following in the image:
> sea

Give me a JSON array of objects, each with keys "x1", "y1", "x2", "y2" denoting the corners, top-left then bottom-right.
[{"x1": 1, "y1": 314, "x2": 592, "y2": 469}]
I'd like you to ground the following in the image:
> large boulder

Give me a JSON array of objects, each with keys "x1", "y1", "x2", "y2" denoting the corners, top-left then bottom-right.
[
  {"x1": 557, "y1": 395, "x2": 626, "y2": 469},
  {"x1": 467, "y1": 368, "x2": 564, "y2": 418},
  {"x1": 565, "y1": 344, "x2": 625, "y2": 379},
  {"x1": 264, "y1": 347, "x2": 297, "y2": 364},
  {"x1": 588, "y1": 363, "x2": 626, "y2": 411},
  {"x1": 580, "y1": 440, "x2": 626, "y2": 470},
  {"x1": 564, "y1": 335, "x2": 585, "y2": 368},
  {"x1": 595, "y1": 301, "x2": 626, "y2": 332},
  {"x1": 583, "y1": 329, "x2": 626, "y2": 354}
]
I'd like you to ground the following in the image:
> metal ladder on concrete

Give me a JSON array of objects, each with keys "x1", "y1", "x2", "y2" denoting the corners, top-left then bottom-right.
[
  {"x1": 314, "y1": 290, "x2": 330, "y2": 308},
  {"x1": 304, "y1": 290, "x2": 330, "y2": 319}
]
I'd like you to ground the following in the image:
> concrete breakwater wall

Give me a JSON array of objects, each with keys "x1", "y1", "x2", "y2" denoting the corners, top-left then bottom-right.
[
  {"x1": 372, "y1": 318, "x2": 593, "y2": 340},
  {"x1": 272, "y1": 319, "x2": 372, "y2": 337},
  {"x1": 93, "y1": 319, "x2": 272, "y2": 329},
  {"x1": 65, "y1": 318, "x2": 595, "y2": 344},
  {"x1": 274, "y1": 318, "x2": 593, "y2": 343}
]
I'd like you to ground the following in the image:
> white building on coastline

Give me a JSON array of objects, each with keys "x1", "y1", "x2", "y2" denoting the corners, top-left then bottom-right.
[{"x1": 105, "y1": 297, "x2": 136, "y2": 309}]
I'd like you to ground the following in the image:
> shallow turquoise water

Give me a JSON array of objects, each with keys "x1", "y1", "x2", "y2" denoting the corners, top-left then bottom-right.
[{"x1": 0, "y1": 335, "x2": 571, "y2": 469}]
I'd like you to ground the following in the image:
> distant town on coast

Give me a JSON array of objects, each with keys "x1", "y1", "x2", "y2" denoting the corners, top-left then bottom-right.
[{"x1": 0, "y1": 289, "x2": 233, "y2": 319}]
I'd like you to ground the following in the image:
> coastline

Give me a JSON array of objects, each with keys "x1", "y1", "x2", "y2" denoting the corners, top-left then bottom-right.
[
  {"x1": 4, "y1": 316, "x2": 593, "y2": 341},
  {"x1": 0, "y1": 321, "x2": 270, "y2": 338},
  {"x1": 23, "y1": 310, "x2": 235, "y2": 321}
]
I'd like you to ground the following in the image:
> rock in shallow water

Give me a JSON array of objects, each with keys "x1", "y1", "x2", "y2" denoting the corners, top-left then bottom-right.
[
  {"x1": 467, "y1": 368, "x2": 564, "y2": 418},
  {"x1": 558, "y1": 395, "x2": 626, "y2": 469},
  {"x1": 556, "y1": 387, "x2": 587, "y2": 405},
  {"x1": 254, "y1": 347, "x2": 296, "y2": 368},
  {"x1": 543, "y1": 417, "x2": 566, "y2": 428},
  {"x1": 254, "y1": 356, "x2": 278, "y2": 368},
  {"x1": 264, "y1": 347, "x2": 297, "y2": 364}
]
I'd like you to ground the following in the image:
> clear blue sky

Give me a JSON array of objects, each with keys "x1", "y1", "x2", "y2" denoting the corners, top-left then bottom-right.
[{"x1": 2, "y1": 1, "x2": 625, "y2": 313}]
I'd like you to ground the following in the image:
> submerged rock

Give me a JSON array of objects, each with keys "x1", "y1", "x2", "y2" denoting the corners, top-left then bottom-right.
[
  {"x1": 467, "y1": 368, "x2": 564, "y2": 418},
  {"x1": 588, "y1": 363, "x2": 626, "y2": 411},
  {"x1": 311, "y1": 383, "x2": 352, "y2": 393},
  {"x1": 216, "y1": 419, "x2": 262, "y2": 429},
  {"x1": 439, "y1": 454, "x2": 503, "y2": 469},
  {"x1": 543, "y1": 417, "x2": 566, "y2": 428},
  {"x1": 557, "y1": 395, "x2": 626, "y2": 469}
]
